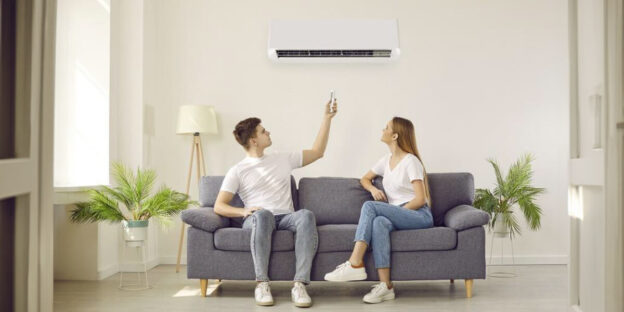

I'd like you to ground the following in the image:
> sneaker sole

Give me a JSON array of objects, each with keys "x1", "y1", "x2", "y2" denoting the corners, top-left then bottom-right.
[
  {"x1": 324, "y1": 273, "x2": 367, "y2": 282},
  {"x1": 363, "y1": 293, "x2": 395, "y2": 304},
  {"x1": 256, "y1": 300, "x2": 274, "y2": 306},
  {"x1": 294, "y1": 301, "x2": 312, "y2": 308}
]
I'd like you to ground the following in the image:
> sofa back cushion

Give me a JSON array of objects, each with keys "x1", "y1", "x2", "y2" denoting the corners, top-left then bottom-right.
[
  {"x1": 299, "y1": 173, "x2": 474, "y2": 226},
  {"x1": 298, "y1": 177, "x2": 373, "y2": 225},
  {"x1": 198, "y1": 175, "x2": 298, "y2": 227}
]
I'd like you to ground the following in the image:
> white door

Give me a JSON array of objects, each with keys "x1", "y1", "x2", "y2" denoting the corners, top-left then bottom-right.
[{"x1": 568, "y1": 0, "x2": 623, "y2": 311}]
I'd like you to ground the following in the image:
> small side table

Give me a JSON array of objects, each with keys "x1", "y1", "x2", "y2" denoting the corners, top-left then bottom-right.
[{"x1": 119, "y1": 240, "x2": 151, "y2": 290}]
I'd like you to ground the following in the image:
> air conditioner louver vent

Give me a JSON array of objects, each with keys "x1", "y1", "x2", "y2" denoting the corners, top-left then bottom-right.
[
  {"x1": 268, "y1": 20, "x2": 400, "y2": 63},
  {"x1": 276, "y1": 50, "x2": 392, "y2": 58}
]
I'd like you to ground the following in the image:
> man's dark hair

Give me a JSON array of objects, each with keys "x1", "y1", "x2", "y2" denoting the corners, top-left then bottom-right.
[{"x1": 233, "y1": 117, "x2": 261, "y2": 149}]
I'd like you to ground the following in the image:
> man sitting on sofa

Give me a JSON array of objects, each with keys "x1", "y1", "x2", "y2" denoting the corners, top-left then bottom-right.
[{"x1": 213, "y1": 100, "x2": 338, "y2": 307}]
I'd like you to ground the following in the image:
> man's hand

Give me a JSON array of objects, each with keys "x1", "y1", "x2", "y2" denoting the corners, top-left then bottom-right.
[
  {"x1": 303, "y1": 100, "x2": 337, "y2": 167},
  {"x1": 370, "y1": 187, "x2": 388, "y2": 202},
  {"x1": 325, "y1": 99, "x2": 338, "y2": 119},
  {"x1": 242, "y1": 206, "x2": 262, "y2": 218}
]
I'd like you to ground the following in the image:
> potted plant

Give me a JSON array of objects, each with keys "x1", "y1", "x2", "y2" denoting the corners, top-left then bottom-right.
[
  {"x1": 473, "y1": 154, "x2": 545, "y2": 238},
  {"x1": 70, "y1": 162, "x2": 195, "y2": 247}
]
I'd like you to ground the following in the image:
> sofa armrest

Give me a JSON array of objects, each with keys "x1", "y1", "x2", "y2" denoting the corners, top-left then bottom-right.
[
  {"x1": 444, "y1": 204, "x2": 490, "y2": 231},
  {"x1": 181, "y1": 208, "x2": 230, "y2": 232}
]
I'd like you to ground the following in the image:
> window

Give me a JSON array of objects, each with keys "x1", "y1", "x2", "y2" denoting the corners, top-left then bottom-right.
[{"x1": 54, "y1": 0, "x2": 110, "y2": 187}]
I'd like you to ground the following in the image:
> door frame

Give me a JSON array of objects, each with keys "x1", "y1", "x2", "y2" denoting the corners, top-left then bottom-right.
[{"x1": 0, "y1": 0, "x2": 56, "y2": 311}]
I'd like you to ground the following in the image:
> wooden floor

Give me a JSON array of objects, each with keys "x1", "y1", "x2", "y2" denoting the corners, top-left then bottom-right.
[{"x1": 54, "y1": 265, "x2": 572, "y2": 312}]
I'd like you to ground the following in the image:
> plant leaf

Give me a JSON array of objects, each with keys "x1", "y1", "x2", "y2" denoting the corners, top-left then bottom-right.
[
  {"x1": 139, "y1": 186, "x2": 195, "y2": 225},
  {"x1": 70, "y1": 189, "x2": 127, "y2": 224},
  {"x1": 474, "y1": 189, "x2": 497, "y2": 213},
  {"x1": 516, "y1": 186, "x2": 545, "y2": 230},
  {"x1": 111, "y1": 162, "x2": 137, "y2": 213},
  {"x1": 135, "y1": 167, "x2": 156, "y2": 205},
  {"x1": 486, "y1": 158, "x2": 505, "y2": 198},
  {"x1": 73, "y1": 162, "x2": 197, "y2": 226},
  {"x1": 481, "y1": 154, "x2": 545, "y2": 236},
  {"x1": 501, "y1": 211, "x2": 521, "y2": 238}
]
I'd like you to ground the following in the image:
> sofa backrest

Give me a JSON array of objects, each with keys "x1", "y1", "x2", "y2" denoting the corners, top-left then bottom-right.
[
  {"x1": 298, "y1": 173, "x2": 474, "y2": 226},
  {"x1": 298, "y1": 177, "x2": 373, "y2": 225},
  {"x1": 198, "y1": 175, "x2": 298, "y2": 227},
  {"x1": 426, "y1": 172, "x2": 474, "y2": 226}
]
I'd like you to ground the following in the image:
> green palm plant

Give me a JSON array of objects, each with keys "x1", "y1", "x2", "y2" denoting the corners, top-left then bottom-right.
[
  {"x1": 473, "y1": 154, "x2": 545, "y2": 238},
  {"x1": 70, "y1": 162, "x2": 196, "y2": 227}
]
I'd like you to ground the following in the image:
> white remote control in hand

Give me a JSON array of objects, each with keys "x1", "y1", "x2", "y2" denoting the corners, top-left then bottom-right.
[{"x1": 329, "y1": 90, "x2": 336, "y2": 113}]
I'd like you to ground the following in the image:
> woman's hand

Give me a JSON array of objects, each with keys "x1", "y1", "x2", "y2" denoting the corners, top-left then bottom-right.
[{"x1": 370, "y1": 187, "x2": 388, "y2": 202}]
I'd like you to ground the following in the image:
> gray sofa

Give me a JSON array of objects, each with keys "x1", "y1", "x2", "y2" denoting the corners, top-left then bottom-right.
[{"x1": 181, "y1": 172, "x2": 490, "y2": 298}]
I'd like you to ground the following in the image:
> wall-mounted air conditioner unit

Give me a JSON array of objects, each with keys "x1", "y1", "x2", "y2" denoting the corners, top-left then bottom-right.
[{"x1": 268, "y1": 19, "x2": 400, "y2": 63}]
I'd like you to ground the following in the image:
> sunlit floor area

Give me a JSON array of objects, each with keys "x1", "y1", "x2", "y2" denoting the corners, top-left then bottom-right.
[{"x1": 54, "y1": 265, "x2": 571, "y2": 312}]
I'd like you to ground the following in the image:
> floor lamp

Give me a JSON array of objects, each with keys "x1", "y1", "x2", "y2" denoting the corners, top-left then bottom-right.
[{"x1": 175, "y1": 105, "x2": 218, "y2": 273}]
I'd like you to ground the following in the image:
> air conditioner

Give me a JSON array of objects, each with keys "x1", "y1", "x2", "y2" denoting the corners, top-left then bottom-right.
[{"x1": 268, "y1": 19, "x2": 400, "y2": 63}]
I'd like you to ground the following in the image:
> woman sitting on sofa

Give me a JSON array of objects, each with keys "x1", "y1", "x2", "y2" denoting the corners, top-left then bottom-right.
[{"x1": 324, "y1": 116, "x2": 433, "y2": 304}]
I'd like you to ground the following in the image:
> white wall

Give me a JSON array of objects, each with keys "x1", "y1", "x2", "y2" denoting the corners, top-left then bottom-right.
[
  {"x1": 110, "y1": 0, "x2": 160, "y2": 273},
  {"x1": 141, "y1": 0, "x2": 570, "y2": 265}
]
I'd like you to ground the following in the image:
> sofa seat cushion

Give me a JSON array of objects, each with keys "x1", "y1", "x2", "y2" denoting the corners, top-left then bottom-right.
[
  {"x1": 317, "y1": 224, "x2": 457, "y2": 253},
  {"x1": 213, "y1": 228, "x2": 294, "y2": 251}
]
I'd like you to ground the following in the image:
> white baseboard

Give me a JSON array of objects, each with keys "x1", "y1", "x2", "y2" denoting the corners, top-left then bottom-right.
[
  {"x1": 96, "y1": 257, "x2": 160, "y2": 280},
  {"x1": 119, "y1": 258, "x2": 159, "y2": 272},
  {"x1": 98, "y1": 263, "x2": 119, "y2": 280},
  {"x1": 486, "y1": 255, "x2": 568, "y2": 265}
]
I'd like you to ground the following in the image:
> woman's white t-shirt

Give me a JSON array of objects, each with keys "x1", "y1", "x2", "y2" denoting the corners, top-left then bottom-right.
[{"x1": 371, "y1": 153, "x2": 425, "y2": 206}]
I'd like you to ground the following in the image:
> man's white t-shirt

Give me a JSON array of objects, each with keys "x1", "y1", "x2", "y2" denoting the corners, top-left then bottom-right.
[
  {"x1": 220, "y1": 151, "x2": 303, "y2": 215},
  {"x1": 371, "y1": 153, "x2": 425, "y2": 206}
]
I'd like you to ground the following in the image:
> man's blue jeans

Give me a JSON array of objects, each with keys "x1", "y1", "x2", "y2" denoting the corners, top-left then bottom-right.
[
  {"x1": 354, "y1": 200, "x2": 433, "y2": 268},
  {"x1": 242, "y1": 209, "x2": 318, "y2": 284}
]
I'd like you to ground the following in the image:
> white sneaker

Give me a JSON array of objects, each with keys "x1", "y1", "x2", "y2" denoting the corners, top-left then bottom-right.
[
  {"x1": 291, "y1": 282, "x2": 312, "y2": 308},
  {"x1": 255, "y1": 282, "x2": 274, "y2": 306},
  {"x1": 324, "y1": 261, "x2": 367, "y2": 282},
  {"x1": 363, "y1": 282, "x2": 395, "y2": 304}
]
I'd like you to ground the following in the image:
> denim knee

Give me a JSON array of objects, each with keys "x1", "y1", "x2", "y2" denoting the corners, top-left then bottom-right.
[
  {"x1": 372, "y1": 216, "x2": 393, "y2": 231},
  {"x1": 296, "y1": 209, "x2": 316, "y2": 226},
  {"x1": 252, "y1": 210, "x2": 275, "y2": 230},
  {"x1": 361, "y1": 201, "x2": 377, "y2": 217},
  {"x1": 254, "y1": 209, "x2": 272, "y2": 219},
  {"x1": 362, "y1": 200, "x2": 375, "y2": 210}
]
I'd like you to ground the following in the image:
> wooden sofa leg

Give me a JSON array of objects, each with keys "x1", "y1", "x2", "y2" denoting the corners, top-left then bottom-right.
[
  {"x1": 200, "y1": 279, "x2": 208, "y2": 297},
  {"x1": 450, "y1": 279, "x2": 454, "y2": 283},
  {"x1": 465, "y1": 279, "x2": 473, "y2": 298}
]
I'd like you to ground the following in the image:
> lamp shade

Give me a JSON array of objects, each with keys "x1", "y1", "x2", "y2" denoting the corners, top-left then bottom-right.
[{"x1": 176, "y1": 105, "x2": 218, "y2": 134}]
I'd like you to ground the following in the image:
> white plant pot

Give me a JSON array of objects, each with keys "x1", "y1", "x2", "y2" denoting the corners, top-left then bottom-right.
[
  {"x1": 122, "y1": 220, "x2": 148, "y2": 247},
  {"x1": 492, "y1": 216, "x2": 510, "y2": 238}
]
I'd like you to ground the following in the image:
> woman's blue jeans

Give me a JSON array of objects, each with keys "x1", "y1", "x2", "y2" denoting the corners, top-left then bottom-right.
[{"x1": 354, "y1": 200, "x2": 433, "y2": 268}]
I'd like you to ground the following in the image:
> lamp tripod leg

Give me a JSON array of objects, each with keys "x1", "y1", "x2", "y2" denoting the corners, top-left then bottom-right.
[{"x1": 176, "y1": 140, "x2": 196, "y2": 273}]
